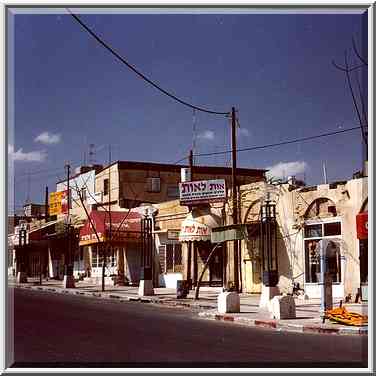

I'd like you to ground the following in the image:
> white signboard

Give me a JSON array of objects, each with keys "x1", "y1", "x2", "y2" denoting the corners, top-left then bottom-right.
[{"x1": 179, "y1": 179, "x2": 226, "y2": 205}]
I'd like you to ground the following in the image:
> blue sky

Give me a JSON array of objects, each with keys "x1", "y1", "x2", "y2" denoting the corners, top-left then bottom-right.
[{"x1": 8, "y1": 9, "x2": 367, "y2": 212}]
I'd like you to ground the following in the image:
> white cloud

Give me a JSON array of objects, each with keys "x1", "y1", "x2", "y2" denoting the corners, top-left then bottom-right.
[
  {"x1": 237, "y1": 128, "x2": 250, "y2": 137},
  {"x1": 266, "y1": 161, "x2": 307, "y2": 180},
  {"x1": 8, "y1": 144, "x2": 47, "y2": 162},
  {"x1": 197, "y1": 130, "x2": 215, "y2": 141},
  {"x1": 34, "y1": 131, "x2": 61, "y2": 145}
]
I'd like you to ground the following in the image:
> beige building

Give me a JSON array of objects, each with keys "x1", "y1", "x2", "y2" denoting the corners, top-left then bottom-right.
[
  {"x1": 94, "y1": 161, "x2": 266, "y2": 210},
  {"x1": 239, "y1": 176, "x2": 368, "y2": 299}
]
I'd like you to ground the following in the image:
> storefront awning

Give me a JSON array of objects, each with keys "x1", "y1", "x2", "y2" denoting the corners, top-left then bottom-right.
[
  {"x1": 179, "y1": 207, "x2": 222, "y2": 242},
  {"x1": 79, "y1": 210, "x2": 141, "y2": 246},
  {"x1": 356, "y1": 211, "x2": 368, "y2": 240}
]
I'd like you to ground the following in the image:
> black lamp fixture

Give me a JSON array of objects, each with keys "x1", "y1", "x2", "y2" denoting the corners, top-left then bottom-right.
[{"x1": 260, "y1": 192, "x2": 279, "y2": 287}]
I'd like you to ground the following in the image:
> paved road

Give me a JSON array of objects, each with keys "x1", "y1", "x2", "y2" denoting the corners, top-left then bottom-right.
[{"x1": 11, "y1": 288, "x2": 367, "y2": 368}]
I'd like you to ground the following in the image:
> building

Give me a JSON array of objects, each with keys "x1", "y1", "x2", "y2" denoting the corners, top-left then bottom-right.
[
  {"x1": 239, "y1": 176, "x2": 368, "y2": 300},
  {"x1": 150, "y1": 164, "x2": 267, "y2": 289},
  {"x1": 55, "y1": 165, "x2": 103, "y2": 221},
  {"x1": 94, "y1": 161, "x2": 266, "y2": 210},
  {"x1": 78, "y1": 210, "x2": 141, "y2": 285}
]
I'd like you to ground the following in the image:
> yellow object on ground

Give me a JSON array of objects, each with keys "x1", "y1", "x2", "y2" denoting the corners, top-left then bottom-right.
[{"x1": 325, "y1": 306, "x2": 368, "y2": 326}]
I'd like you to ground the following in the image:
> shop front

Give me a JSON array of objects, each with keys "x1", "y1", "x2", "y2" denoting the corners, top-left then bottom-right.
[
  {"x1": 79, "y1": 210, "x2": 141, "y2": 285},
  {"x1": 356, "y1": 211, "x2": 368, "y2": 301},
  {"x1": 179, "y1": 206, "x2": 223, "y2": 288}
]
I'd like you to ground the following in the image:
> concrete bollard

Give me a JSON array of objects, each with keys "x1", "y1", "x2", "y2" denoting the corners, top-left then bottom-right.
[
  {"x1": 270, "y1": 295, "x2": 296, "y2": 319},
  {"x1": 259, "y1": 285, "x2": 280, "y2": 309},
  {"x1": 138, "y1": 279, "x2": 154, "y2": 296},
  {"x1": 16, "y1": 271, "x2": 27, "y2": 283},
  {"x1": 218, "y1": 291, "x2": 240, "y2": 314}
]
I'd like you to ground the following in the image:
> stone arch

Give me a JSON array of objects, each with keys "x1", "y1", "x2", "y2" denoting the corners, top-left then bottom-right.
[
  {"x1": 304, "y1": 197, "x2": 338, "y2": 220},
  {"x1": 360, "y1": 197, "x2": 368, "y2": 213},
  {"x1": 243, "y1": 199, "x2": 262, "y2": 223}
]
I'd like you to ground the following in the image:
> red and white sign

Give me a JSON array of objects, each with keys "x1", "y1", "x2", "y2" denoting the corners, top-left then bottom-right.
[
  {"x1": 356, "y1": 212, "x2": 368, "y2": 240},
  {"x1": 179, "y1": 218, "x2": 211, "y2": 241},
  {"x1": 61, "y1": 190, "x2": 69, "y2": 214},
  {"x1": 179, "y1": 179, "x2": 226, "y2": 205}
]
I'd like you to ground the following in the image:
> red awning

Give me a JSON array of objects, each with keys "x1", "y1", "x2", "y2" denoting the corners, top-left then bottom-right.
[
  {"x1": 356, "y1": 212, "x2": 368, "y2": 240},
  {"x1": 79, "y1": 210, "x2": 141, "y2": 245}
]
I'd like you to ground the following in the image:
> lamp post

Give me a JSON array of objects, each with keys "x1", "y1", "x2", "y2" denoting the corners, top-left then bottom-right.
[
  {"x1": 138, "y1": 211, "x2": 154, "y2": 296},
  {"x1": 259, "y1": 191, "x2": 279, "y2": 309}
]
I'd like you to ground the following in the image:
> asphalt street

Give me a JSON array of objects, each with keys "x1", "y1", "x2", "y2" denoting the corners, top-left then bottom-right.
[{"x1": 10, "y1": 288, "x2": 368, "y2": 368}]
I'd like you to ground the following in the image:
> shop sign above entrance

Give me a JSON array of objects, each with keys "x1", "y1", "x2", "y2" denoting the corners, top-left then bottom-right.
[{"x1": 179, "y1": 179, "x2": 226, "y2": 205}]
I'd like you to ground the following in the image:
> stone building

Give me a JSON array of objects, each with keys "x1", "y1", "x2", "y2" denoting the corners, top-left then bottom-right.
[
  {"x1": 239, "y1": 176, "x2": 368, "y2": 300},
  {"x1": 94, "y1": 161, "x2": 266, "y2": 210}
]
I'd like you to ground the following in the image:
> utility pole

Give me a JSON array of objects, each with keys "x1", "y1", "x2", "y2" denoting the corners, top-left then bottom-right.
[
  {"x1": 187, "y1": 149, "x2": 194, "y2": 286},
  {"x1": 231, "y1": 107, "x2": 239, "y2": 292},
  {"x1": 64, "y1": 162, "x2": 75, "y2": 288},
  {"x1": 102, "y1": 145, "x2": 112, "y2": 292}
]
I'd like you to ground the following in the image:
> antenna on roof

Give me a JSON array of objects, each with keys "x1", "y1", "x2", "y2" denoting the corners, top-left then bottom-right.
[{"x1": 89, "y1": 143, "x2": 95, "y2": 165}]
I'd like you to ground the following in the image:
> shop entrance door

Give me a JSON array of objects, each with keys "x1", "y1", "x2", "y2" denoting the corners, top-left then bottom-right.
[{"x1": 209, "y1": 245, "x2": 223, "y2": 286}]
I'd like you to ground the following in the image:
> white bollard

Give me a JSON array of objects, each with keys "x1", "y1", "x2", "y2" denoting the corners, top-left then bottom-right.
[
  {"x1": 259, "y1": 285, "x2": 280, "y2": 309},
  {"x1": 138, "y1": 279, "x2": 154, "y2": 296},
  {"x1": 218, "y1": 292, "x2": 240, "y2": 314},
  {"x1": 270, "y1": 295, "x2": 296, "y2": 319}
]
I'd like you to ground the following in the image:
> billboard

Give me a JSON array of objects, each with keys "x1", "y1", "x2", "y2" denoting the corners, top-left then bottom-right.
[
  {"x1": 49, "y1": 190, "x2": 69, "y2": 216},
  {"x1": 179, "y1": 179, "x2": 226, "y2": 205}
]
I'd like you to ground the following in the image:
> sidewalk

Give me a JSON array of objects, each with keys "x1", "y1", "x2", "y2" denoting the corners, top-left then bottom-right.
[{"x1": 10, "y1": 277, "x2": 368, "y2": 336}]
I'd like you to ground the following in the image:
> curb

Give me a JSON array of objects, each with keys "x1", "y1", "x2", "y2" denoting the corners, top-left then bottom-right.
[{"x1": 198, "y1": 312, "x2": 367, "y2": 336}]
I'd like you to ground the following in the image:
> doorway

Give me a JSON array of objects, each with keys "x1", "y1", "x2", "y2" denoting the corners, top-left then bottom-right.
[{"x1": 209, "y1": 244, "x2": 223, "y2": 286}]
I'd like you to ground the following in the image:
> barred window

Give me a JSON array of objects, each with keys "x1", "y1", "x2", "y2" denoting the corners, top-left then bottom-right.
[{"x1": 165, "y1": 243, "x2": 183, "y2": 273}]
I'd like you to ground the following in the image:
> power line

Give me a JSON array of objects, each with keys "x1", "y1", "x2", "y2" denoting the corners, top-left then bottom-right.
[
  {"x1": 67, "y1": 9, "x2": 229, "y2": 116},
  {"x1": 194, "y1": 125, "x2": 363, "y2": 158}
]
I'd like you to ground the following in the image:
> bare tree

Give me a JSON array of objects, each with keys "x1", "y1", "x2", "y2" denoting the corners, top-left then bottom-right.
[{"x1": 332, "y1": 37, "x2": 368, "y2": 152}]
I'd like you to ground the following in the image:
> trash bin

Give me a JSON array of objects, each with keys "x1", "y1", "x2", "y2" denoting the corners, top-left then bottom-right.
[{"x1": 176, "y1": 280, "x2": 189, "y2": 299}]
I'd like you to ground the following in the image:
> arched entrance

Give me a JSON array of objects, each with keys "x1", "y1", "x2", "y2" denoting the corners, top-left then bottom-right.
[{"x1": 303, "y1": 197, "x2": 344, "y2": 298}]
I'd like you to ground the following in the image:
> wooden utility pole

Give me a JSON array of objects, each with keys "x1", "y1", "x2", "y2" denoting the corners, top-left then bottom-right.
[
  {"x1": 187, "y1": 149, "x2": 194, "y2": 286},
  {"x1": 102, "y1": 145, "x2": 112, "y2": 292},
  {"x1": 231, "y1": 107, "x2": 239, "y2": 292},
  {"x1": 66, "y1": 163, "x2": 71, "y2": 274}
]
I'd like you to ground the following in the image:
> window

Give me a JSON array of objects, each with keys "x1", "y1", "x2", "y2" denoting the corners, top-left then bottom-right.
[
  {"x1": 92, "y1": 246, "x2": 116, "y2": 268},
  {"x1": 146, "y1": 177, "x2": 161, "y2": 193},
  {"x1": 304, "y1": 221, "x2": 341, "y2": 283},
  {"x1": 160, "y1": 243, "x2": 182, "y2": 273},
  {"x1": 103, "y1": 179, "x2": 109, "y2": 196},
  {"x1": 81, "y1": 188, "x2": 87, "y2": 202}
]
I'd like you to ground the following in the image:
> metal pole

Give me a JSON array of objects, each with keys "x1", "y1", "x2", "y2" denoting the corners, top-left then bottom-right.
[
  {"x1": 319, "y1": 240, "x2": 326, "y2": 323},
  {"x1": 65, "y1": 163, "x2": 71, "y2": 277},
  {"x1": 231, "y1": 107, "x2": 239, "y2": 292}
]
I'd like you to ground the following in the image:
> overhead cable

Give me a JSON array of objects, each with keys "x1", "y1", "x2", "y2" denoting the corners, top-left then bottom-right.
[
  {"x1": 176, "y1": 125, "x2": 362, "y2": 161},
  {"x1": 67, "y1": 9, "x2": 229, "y2": 116}
]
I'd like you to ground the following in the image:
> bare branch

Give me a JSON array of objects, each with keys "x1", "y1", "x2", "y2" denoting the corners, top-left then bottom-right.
[
  {"x1": 352, "y1": 36, "x2": 368, "y2": 66},
  {"x1": 355, "y1": 69, "x2": 368, "y2": 127},
  {"x1": 344, "y1": 51, "x2": 368, "y2": 146},
  {"x1": 332, "y1": 60, "x2": 365, "y2": 73}
]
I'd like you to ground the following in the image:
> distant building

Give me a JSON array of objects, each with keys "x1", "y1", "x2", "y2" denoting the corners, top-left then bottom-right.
[
  {"x1": 94, "y1": 160, "x2": 266, "y2": 211},
  {"x1": 23, "y1": 203, "x2": 47, "y2": 219}
]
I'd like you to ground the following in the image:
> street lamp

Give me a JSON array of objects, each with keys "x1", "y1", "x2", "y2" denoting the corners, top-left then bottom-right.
[
  {"x1": 259, "y1": 191, "x2": 279, "y2": 309},
  {"x1": 260, "y1": 193, "x2": 279, "y2": 287}
]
